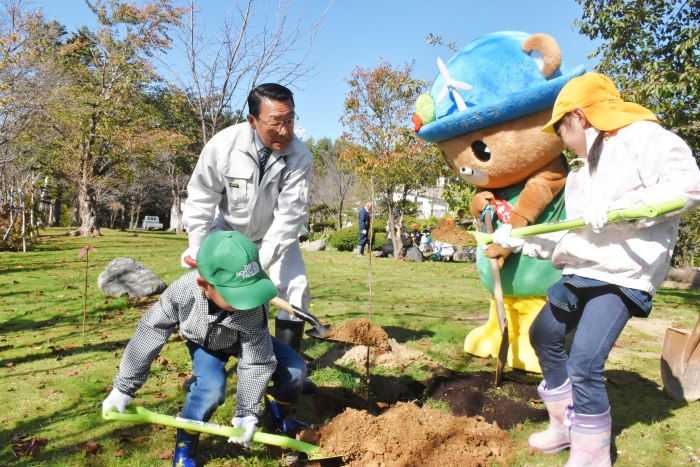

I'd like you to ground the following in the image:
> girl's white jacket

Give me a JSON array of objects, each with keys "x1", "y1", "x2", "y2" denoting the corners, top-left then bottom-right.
[{"x1": 521, "y1": 121, "x2": 700, "y2": 295}]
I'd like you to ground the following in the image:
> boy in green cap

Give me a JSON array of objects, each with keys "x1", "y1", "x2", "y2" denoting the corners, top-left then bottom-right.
[{"x1": 102, "y1": 231, "x2": 308, "y2": 467}]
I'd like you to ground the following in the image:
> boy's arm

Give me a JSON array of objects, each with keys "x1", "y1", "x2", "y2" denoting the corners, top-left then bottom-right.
[
  {"x1": 234, "y1": 330, "x2": 277, "y2": 417},
  {"x1": 111, "y1": 285, "x2": 182, "y2": 395}
]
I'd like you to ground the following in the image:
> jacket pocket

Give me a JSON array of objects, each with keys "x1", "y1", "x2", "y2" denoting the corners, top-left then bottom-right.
[{"x1": 220, "y1": 164, "x2": 254, "y2": 208}]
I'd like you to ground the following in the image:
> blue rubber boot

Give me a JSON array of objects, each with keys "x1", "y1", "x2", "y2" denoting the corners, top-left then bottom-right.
[
  {"x1": 173, "y1": 429, "x2": 199, "y2": 467},
  {"x1": 265, "y1": 394, "x2": 310, "y2": 437}
]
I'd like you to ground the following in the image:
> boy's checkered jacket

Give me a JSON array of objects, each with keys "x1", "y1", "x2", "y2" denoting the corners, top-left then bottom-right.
[{"x1": 112, "y1": 271, "x2": 275, "y2": 417}]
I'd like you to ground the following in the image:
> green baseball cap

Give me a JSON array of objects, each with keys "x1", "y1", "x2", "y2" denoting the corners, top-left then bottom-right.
[{"x1": 196, "y1": 231, "x2": 278, "y2": 310}]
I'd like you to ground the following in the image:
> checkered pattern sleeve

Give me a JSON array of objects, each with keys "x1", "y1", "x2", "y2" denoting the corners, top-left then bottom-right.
[
  {"x1": 111, "y1": 275, "x2": 192, "y2": 395},
  {"x1": 235, "y1": 328, "x2": 276, "y2": 417}
]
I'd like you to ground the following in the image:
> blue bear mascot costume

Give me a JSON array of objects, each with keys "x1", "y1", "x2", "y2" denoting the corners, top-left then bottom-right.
[{"x1": 413, "y1": 31, "x2": 585, "y2": 372}]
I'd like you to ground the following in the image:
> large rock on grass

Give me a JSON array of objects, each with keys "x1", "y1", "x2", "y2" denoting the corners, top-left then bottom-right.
[{"x1": 97, "y1": 258, "x2": 167, "y2": 298}]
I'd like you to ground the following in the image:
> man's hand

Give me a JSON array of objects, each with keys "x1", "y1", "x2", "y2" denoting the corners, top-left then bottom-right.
[
  {"x1": 228, "y1": 415, "x2": 258, "y2": 448},
  {"x1": 102, "y1": 388, "x2": 133, "y2": 414},
  {"x1": 180, "y1": 246, "x2": 199, "y2": 268}
]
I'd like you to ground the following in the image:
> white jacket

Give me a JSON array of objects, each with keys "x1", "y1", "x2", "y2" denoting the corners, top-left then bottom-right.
[
  {"x1": 521, "y1": 121, "x2": 700, "y2": 295},
  {"x1": 183, "y1": 122, "x2": 313, "y2": 270}
]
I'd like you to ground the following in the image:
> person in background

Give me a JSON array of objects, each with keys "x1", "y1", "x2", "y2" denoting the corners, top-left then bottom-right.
[
  {"x1": 409, "y1": 223, "x2": 422, "y2": 248},
  {"x1": 491, "y1": 72, "x2": 700, "y2": 467},
  {"x1": 181, "y1": 83, "x2": 313, "y2": 365},
  {"x1": 357, "y1": 201, "x2": 372, "y2": 256},
  {"x1": 102, "y1": 231, "x2": 309, "y2": 467}
]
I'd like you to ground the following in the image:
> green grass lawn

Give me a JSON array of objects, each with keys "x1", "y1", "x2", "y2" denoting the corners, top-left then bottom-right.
[{"x1": 1, "y1": 228, "x2": 699, "y2": 466}]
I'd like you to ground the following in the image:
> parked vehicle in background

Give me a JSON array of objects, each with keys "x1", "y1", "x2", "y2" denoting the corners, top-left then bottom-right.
[{"x1": 141, "y1": 216, "x2": 163, "y2": 230}]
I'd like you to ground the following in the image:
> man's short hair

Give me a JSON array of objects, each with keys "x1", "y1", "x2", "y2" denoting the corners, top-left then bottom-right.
[{"x1": 248, "y1": 83, "x2": 295, "y2": 118}]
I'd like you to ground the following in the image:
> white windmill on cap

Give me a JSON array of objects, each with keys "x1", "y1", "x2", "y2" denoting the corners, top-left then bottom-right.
[{"x1": 436, "y1": 57, "x2": 472, "y2": 111}]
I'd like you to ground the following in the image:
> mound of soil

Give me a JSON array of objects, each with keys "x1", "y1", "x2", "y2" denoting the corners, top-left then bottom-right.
[
  {"x1": 334, "y1": 338, "x2": 433, "y2": 370},
  {"x1": 325, "y1": 318, "x2": 389, "y2": 346},
  {"x1": 300, "y1": 401, "x2": 512, "y2": 466},
  {"x1": 296, "y1": 338, "x2": 546, "y2": 466},
  {"x1": 431, "y1": 219, "x2": 476, "y2": 246}
]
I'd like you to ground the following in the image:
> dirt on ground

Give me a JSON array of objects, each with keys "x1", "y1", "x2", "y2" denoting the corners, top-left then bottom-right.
[
  {"x1": 299, "y1": 401, "x2": 513, "y2": 466},
  {"x1": 430, "y1": 218, "x2": 476, "y2": 246},
  {"x1": 324, "y1": 318, "x2": 389, "y2": 347},
  {"x1": 292, "y1": 321, "x2": 546, "y2": 467}
]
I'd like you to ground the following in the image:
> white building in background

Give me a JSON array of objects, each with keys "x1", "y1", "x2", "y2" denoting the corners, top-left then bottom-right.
[
  {"x1": 394, "y1": 177, "x2": 449, "y2": 219},
  {"x1": 404, "y1": 191, "x2": 448, "y2": 219}
]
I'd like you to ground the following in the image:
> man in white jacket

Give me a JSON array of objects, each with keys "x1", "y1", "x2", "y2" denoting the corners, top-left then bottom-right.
[{"x1": 181, "y1": 83, "x2": 313, "y2": 358}]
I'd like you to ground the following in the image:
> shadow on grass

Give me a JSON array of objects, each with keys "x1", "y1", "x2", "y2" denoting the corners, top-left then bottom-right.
[
  {"x1": 605, "y1": 368, "x2": 689, "y2": 464},
  {"x1": 380, "y1": 325, "x2": 435, "y2": 343}
]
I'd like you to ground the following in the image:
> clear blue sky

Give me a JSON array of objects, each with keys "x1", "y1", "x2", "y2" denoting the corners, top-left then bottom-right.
[{"x1": 39, "y1": 1, "x2": 601, "y2": 142}]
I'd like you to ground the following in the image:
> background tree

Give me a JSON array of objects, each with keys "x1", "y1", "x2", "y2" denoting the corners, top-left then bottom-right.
[
  {"x1": 340, "y1": 59, "x2": 448, "y2": 260},
  {"x1": 575, "y1": 0, "x2": 700, "y2": 267},
  {"x1": 37, "y1": 0, "x2": 186, "y2": 237},
  {"x1": 308, "y1": 137, "x2": 357, "y2": 230},
  {"x1": 159, "y1": 0, "x2": 329, "y2": 146}
]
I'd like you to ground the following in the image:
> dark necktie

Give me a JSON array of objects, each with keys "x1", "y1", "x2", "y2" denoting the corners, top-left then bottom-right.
[{"x1": 259, "y1": 147, "x2": 271, "y2": 182}]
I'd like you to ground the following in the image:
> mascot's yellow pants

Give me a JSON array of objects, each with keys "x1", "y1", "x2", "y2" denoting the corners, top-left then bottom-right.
[{"x1": 464, "y1": 296, "x2": 545, "y2": 373}]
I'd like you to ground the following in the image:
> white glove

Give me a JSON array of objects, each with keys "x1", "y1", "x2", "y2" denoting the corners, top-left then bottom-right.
[
  {"x1": 102, "y1": 388, "x2": 133, "y2": 413},
  {"x1": 180, "y1": 245, "x2": 199, "y2": 268},
  {"x1": 583, "y1": 202, "x2": 609, "y2": 232},
  {"x1": 491, "y1": 224, "x2": 525, "y2": 253},
  {"x1": 228, "y1": 415, "x2": 258, "y2": 448},
  {"x1": 361, "y1": 230, "x2": 367, "y2": 234}
]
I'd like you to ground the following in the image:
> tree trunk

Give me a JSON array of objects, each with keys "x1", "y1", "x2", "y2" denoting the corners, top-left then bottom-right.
[
  {"x1": 69, "y1": 160, "x2": 100, "y2": 237},
  {"x1": 386, "y1": 197, "x2": 404, "y2": 261},
  {"x1": 171, "y1": 191, "x2": 185, "y2": 234}
]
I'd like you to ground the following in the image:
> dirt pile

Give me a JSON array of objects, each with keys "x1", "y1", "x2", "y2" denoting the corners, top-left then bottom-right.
[
  {"x1": 300, "y1": 401, "x2": 512, "y2": 466},
  {"x1": 334, "y1": 338, "x2": 434, "y2": 370},
  {"x1": 325, "y1": 318, "x2": 389, "y2": 346},
  {"x1": 431, "y1": 219, "x2": 476, "y2": 246}
]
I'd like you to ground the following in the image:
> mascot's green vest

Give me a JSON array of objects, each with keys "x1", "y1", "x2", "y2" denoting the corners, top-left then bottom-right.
[{"x1": 477, "y1": 179, "x2": 566, "y2": 297}]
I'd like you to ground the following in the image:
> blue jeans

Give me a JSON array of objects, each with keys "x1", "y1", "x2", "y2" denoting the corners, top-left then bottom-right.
[
  {"x1": 179, "y1": 337, "x2": 307, "y2": 422},
  {"x1": 529, "y1": 287, "x2": 634, "y2": 415}
]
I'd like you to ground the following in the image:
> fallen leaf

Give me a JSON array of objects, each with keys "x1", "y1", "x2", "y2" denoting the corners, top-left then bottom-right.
[
  {"x1": 115, "y1": 449, "x2": 124, "y2": 457},
  {"x1": 152, "y1": 393, "x2": 166, "y2": 399},
  {"x1": 12, "y1": 437, "x2": 48, "y2": 458},
  {"x1": 65, "y1": 370, "x2": 78, "y2": 376},
  {"x1": 43, "y1": 389, "x2": 58, "y2": 397},
  {"x1": 35, "y1": 384, "x2": 45, "y2": 389},
  {"x1": 69, "y1": 441, "x2": 100, "y2": 456},
  {"x1": 159, "y1": 450, "x2": 174, "y2": 459},
  {"x1": 155, "y1": 357, "x2": 168, "y2": 365},
  {"x1": 5, "y1": 362, "x2": 14, "y2": 367},
  {"x1": 123, "y1": 436, "x2": 149, "y2": 443}
]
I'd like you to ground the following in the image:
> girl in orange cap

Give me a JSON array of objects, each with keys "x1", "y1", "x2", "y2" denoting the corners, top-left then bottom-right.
[{"x1": 491, "y1": 72, "x2": 700, "y2": 466}]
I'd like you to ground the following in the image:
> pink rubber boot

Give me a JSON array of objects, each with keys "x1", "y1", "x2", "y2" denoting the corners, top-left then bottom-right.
[
  {"x1": 529, "y1": 378, "x2": 573, "y2": 453},
  {"x1": 564, "y1": 406, "x2": 612, "y2": 467}
]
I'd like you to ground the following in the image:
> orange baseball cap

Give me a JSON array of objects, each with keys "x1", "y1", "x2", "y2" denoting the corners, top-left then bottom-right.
[{"x1": 542, "y1": 72, "x2": 658, "y2": 133}]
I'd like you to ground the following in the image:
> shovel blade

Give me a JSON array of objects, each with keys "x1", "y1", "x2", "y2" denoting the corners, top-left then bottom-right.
[
  {"x1": 661, "y1": 327, "x2": 700, "y2": 402},
  {"x1": 306, "y1": 327, "x2": 332, "y2": 340}
]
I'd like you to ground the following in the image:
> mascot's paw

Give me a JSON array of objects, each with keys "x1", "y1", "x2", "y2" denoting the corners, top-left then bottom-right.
[
  {"x1": 484, "y1": 243, "x2": 512, "y2": 268},
  {"x1": 471, "y1": 191, "x2": 495, "y2": 217}
]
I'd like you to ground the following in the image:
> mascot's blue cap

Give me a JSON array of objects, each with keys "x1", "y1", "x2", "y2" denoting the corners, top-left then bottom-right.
[{"x1": 416, "y1": 31, "x2": 585, "y2": 143}]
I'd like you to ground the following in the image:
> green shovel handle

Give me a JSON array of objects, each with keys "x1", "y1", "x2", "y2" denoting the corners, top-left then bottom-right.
[
  {"x1": 103, "y1": 405, "x2": 321, "y2": 456},
  {"x1": 473, "y1": 198, "x2": 686, "y2": 245}
]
